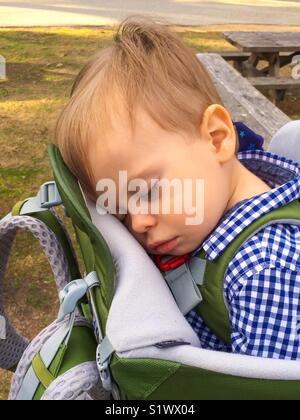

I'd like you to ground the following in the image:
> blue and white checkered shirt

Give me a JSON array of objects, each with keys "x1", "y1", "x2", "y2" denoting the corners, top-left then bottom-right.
[{"x1": 186, "y1": 149, "x2": 300, "y2": 360}]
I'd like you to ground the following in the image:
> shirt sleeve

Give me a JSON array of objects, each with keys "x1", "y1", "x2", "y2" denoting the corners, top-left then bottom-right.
[{"x1": 229, "y1": 263, "x2": 300, "y2": 360}]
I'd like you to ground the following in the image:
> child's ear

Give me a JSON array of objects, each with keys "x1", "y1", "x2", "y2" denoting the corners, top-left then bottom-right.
[{"x1": 200, "y1": 104, "x2": 237, "y2": 164}]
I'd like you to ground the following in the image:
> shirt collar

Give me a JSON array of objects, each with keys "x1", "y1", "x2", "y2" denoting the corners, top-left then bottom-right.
[{"x1": 191, "y1": 150, "x2": 300, "y2": 261}]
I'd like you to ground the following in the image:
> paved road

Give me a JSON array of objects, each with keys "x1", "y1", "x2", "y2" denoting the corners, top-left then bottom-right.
[{"x1": 1, "y1": 0, "x2": 300, "y2": 27}]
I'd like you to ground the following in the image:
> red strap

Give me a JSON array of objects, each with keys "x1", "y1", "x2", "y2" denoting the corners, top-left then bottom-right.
[{"x1": 153, "y1": 254, "x2": 191, "y2": 271}]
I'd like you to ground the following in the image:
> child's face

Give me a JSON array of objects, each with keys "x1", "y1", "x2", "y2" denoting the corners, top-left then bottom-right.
[{"x1": 89, "y1": 105, "x2": 233, "y2": 256}]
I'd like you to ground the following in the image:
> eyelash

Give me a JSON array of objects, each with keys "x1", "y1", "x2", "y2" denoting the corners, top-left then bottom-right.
[{"x1": 140, "y1": 180, "x2": 159, "y2": 200}]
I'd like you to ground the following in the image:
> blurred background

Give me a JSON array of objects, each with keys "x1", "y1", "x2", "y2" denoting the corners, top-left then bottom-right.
[{"x1": 1, "y1": 0, "x2": 300, "y2": 26}]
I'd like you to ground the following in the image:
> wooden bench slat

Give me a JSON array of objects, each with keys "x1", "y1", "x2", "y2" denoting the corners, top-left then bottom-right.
[
  {"x1": 210, "y1": 51, "x2": 251, "y2": 61},
  {"x1": 249, "y1": 77, "x2": 300, "y2": 89},
  {"x1": 196, "y1": 53, "x2": 291, "y2": 147}
]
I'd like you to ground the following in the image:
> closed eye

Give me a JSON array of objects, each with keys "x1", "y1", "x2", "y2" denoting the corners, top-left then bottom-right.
[{"x1": 140, "y1": 180, "x2": 159, "y2": 201}]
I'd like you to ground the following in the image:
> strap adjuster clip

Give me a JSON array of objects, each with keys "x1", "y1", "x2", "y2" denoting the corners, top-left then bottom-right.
[
  {"x1": 58, "y1": 279, "x2": 88, "y2": 321},
  {"x1": 96, "y1": 344, "x2": 112, "y2": 391},
  {"x1": 39, "y1": 181, "x2": 62, "y2": 208}
]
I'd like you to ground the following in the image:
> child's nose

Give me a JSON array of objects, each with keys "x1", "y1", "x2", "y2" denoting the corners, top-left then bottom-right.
[{"x1": 130, "y1": 213, "x2": 157, "y2": 233}]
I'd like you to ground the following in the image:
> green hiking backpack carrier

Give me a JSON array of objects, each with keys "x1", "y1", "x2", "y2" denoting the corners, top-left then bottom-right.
[{"x1": 2, "y1": 143, "x2": 300, "y2": 400}]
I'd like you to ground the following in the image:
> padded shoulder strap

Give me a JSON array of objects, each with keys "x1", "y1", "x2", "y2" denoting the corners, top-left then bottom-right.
[
  {"x1": 12, "y1": 196, "x2": 81, "y2": 281},
  {"x1": 195, "y1": 199, "x2": 300, "y2": 345},
  {"x1": 0, "y1": 211, "x2": 74, "y2": 371}
]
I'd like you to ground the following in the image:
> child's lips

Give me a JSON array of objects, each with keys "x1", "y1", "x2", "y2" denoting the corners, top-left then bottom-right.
[{"x1": 149, "y1": 237, "x2": 179, "y2": 253}]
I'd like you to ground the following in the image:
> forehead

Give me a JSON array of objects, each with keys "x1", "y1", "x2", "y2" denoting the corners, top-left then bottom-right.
[
  {"x1": 108, "y1": 105, "x2": 164, "y2": 148},
  {"x1": 91, "y1": 106, "x2": 167, "y2": 177}
]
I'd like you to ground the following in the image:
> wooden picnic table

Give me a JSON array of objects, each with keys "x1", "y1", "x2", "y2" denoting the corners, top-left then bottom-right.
[
  {"x1": 223, "y1": 32, "x2": 300, "y2": 75},
  {"x1": 223, "y1": 32, "x2": 300, "y2": 103}
]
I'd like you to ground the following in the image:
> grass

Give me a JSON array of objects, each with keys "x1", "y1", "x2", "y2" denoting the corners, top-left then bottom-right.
[{"x1": 1, "y1": 24, "x2": 300, "y2": 400}]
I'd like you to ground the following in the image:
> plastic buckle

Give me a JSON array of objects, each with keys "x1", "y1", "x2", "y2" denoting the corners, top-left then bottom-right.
[
  {"x1": 153, "y1": 254, "x2": 191, "y2": 271},
  {"x1": 39, "y1": 181, "x2": 62, "y2": 209},
  {"x1": 96, "y1": 345, "x2": 112, "y2": 392},
  {"x1": 164, "y1": 262, "x2": 203, "y2": 315},
  {"x1": 58, "y1": 279, "x2": 88, "y2": 321}
]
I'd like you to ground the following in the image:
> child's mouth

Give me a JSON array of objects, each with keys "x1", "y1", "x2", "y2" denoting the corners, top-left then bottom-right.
[{"x1": 150, "y1": 237, "x2": 179, "y2": 254}]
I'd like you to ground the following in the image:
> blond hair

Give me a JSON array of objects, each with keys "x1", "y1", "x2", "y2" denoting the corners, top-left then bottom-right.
[{"x1": 55, "y1": 15, "x2": 224, "y2": 201}]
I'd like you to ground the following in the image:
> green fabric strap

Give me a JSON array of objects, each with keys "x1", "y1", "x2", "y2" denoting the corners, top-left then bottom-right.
[
  {"x1": 12, "y1": 200, "x2": 27, "y2": 217},
  {"x1": 32, "y1": 353, "x2": 55, "y2": 389},
  {"x1": 194, "y1": 199, "x2": 300, "y2": 345}
]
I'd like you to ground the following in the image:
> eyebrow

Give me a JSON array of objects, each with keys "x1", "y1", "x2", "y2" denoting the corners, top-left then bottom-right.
[{"x1": 128, "y1": 166, "x2": 159, "y2": 183}]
